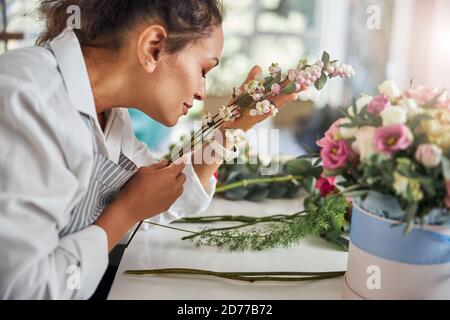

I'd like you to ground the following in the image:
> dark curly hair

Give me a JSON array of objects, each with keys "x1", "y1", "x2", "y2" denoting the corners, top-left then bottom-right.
[{"x1": 37, "y1": 0, "x2": 224, "y2": 53}]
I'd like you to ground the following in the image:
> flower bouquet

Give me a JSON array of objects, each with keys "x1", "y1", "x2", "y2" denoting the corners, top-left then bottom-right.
[
  {"x1": 317, "y1": 81, "x2": 450, "y2": 299},
  {"x1": 125, "y1": 53, "x2": 356, "y2": 281}
]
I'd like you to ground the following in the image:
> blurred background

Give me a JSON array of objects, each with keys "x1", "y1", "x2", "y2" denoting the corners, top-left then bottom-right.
[{"x1": 2, "y1": 0, "x2": 450, "y2": 156}]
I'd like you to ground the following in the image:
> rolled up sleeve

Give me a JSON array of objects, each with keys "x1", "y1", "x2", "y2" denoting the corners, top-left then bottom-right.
[{"x1": 0, "y1": 86, "x2": 108, "y2": 300}]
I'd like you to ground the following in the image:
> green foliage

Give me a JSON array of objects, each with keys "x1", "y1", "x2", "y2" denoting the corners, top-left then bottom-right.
[
  {"x1": 281, "y1": 81, "x2": 297, "y2": 94},
  {"x1": 216, "y1": 157, "x2": 318, "y2": 202},
  {"x1": 191, "y1": 194, "x2": 349, "y2": 252},
  {"x1": 321, "y1": 51, "x2": 331, "y2": 65},
  {"x1": 314, "y1": 71, "x2": 328, "y2": 90}
]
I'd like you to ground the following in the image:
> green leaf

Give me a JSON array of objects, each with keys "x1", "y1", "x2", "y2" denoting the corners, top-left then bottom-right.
[
  {"x1": 352, "y1": 98, "x2": 358, "y2": 116},
  {"x1": 281, "y1": 81, "x2": 297, "y2": 94},
  {"x1": 314, "y1": 71, "x2": 328, "y2": 90},
  {"x1": 284, "y1": 159, "x2": 321, "y2": 177},
  {"x1": 321, "y1": 51, "x2": 330, "y2": 65},
  {"x1": 274, "y1": 72, "x2": 282, "y2": 84},
  {"x1": 303, "y1": 176, "x2": 317, "y2": 194},
  {"x1": 338, "y1": 107, "x2": 350, "y2": 118},
  {"x1": 339, "y1": 123, "x2": 358, "y2": 128},
  {"x1": 313, "y1": 158, "x2": 322, "y2": 167},
  {"x1": 402, "y1": 201, "x2": 418, "y2": 236}
]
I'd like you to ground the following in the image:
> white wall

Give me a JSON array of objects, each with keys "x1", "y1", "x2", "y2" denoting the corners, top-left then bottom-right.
[{"x1": 388, "y1": 0, "x2": 450, "y2": 90}]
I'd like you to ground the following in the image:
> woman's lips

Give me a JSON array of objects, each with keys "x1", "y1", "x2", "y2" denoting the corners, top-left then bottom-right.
[{"x1": 182, "y1": 103, "x2": 192, "y2": 115}]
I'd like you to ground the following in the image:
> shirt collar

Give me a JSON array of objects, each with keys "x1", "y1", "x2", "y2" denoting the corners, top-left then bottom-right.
[{"x1": 49, "y1": 29, "x2": 97, "y2": 119}]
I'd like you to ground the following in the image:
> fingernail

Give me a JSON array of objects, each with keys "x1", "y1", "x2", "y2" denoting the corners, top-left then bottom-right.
[{"x1": 175, "y1": 155, "x2": 188, "y2": 165}]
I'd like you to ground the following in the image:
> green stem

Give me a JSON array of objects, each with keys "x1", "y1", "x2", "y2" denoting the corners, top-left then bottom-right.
[
  {"x1": 181, "y1": 222, "x2": 259, "y2": 241},
  {"x1": 124, "y1": 268, "x2": 345, "y2": 282},
  {"x1": 179, "y1": 211, "x2": 307, "y2": 241},
  {"x1": 340, "y1": 184, "x2": 363, "y2": 194},
  {"x1": 169, "y1": 78, "x2": 283, "y2": 164},
  {"x1": 173, "y1": 211, "x2": 306, "y2": 224},
  {"x1": 215, "y1": 175, "x2": 303, "y2": 193},
  {"x1": 143, "y1": 221, "x2": 196, "y2": 234}
]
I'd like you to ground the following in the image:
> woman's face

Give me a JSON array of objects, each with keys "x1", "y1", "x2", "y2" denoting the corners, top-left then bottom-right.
[{"x1": 134, "y1": 25, "x2": 224, "y2": 127}]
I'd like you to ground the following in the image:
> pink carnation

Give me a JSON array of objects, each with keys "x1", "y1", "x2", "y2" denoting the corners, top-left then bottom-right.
[
  {"x1": 318, "y1": 137, "x2": 350, "y2": 170},
  {"x1": 375, "y1": 124, "x2": 413, "y2": 154},
  {"x1": 368, "y1": 94, "x2": 390, "y2": 116},
  {"x1": 315, "y1": 176, "x2": 337, "y2": 197},
  {"x1": 317, "y1": 119, "x2": 343, "y2": 145}
]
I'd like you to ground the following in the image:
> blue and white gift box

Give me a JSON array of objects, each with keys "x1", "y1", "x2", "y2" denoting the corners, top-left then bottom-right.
[{"x1": 343, "y1": 194, "x2": 450, "y2": 299}]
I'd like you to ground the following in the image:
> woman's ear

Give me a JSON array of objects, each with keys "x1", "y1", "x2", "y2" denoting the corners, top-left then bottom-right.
[{"x1": 137, "y1": 25, "x2": 168, "y2": 73}]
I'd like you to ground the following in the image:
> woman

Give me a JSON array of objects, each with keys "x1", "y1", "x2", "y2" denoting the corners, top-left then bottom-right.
[{"x1": 0, "y1": 0, "x2": 297, "y2": 299}]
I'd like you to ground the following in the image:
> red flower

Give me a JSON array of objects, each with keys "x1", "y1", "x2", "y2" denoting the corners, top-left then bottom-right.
[
  {"x1": 214, "y1": 170, "x2": 219, "y2": 180},
  {"x1": 315, "y1": 176, "x2": 337, "y2": 197}
]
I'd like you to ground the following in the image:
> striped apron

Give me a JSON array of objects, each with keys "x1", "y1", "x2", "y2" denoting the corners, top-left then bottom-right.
[{"x1": 60, "y1": 114, "x2": 138, "y2": 237}]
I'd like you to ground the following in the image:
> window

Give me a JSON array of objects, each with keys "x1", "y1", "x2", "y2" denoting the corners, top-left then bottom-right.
[
  {"x1": 0, "y1": 0, "x2": 41, "y2": 53},
  {"x1": 206, "y1": 0, "x2": 323, "y2": 96}
]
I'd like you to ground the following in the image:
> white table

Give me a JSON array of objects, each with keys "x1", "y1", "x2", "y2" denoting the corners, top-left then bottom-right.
[{"x1": 108, "y1": 197, "x2": 348, "y2": 300}]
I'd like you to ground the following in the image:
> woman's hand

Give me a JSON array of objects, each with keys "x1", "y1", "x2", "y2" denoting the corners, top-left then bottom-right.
[
  {"x1": 95, "y1": 159, "x2": 186, "y2": 250},
  {"x1": 221, "y1": 65, "x2": 305, "y2": 132},
  {"x1": 116, "y1": 159, "x2": 186, "y2": 224}
]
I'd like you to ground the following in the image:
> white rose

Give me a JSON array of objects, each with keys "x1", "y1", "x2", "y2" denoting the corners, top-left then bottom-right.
[
  {"x1": 378, "y1": 80, "x2": 401, "y2": 99},
  {"x1": 340, "y1": 118, "x2": 358, "y2": 139},
  {"x1": 352, "y1": 126, "x2": 377, "y2": 161},
  {"x1": 347, "y1": 94, "x2": 372, "y2": 116},
  {"x1": 380, "y1": 106, "x2": 407, "y2": 126},
  {"x1": 398, "y1": 98, "x2": 420, "y2": 119}
]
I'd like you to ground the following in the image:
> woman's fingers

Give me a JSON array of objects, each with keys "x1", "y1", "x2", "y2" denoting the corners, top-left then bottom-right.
[
  {"x1": 270, "y1": 92, "x2": 299, "y2": 108},
  {"x1": 239, "y1": 65, "x2": 263, "y2": 91}
]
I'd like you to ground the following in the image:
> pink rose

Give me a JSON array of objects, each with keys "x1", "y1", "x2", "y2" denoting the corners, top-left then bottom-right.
[
  {"x1": 319, "y1": 137, "x2": 350, "y2": 170},
  {"x1": 315, "y1": 176, "x2": 337, "y2": 197},
  {"x1": 317, "y1": 119, "x2": 343, "y2": 146},
  {"x1": 404, "y1": 86, "x2": 449, "y2": 109},
  {"x1": 375, "y1": 124, "x2": 413, "y2": 154},
  {"x1": 415, "y1": 144, "x2": 442, "y2": 168},
  {"x1": 368, "y1": 94, "x2": 390, "y2": 116}
]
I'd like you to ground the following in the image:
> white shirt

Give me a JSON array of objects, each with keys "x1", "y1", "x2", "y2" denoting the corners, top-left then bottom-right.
[{"x1": 0, "y1": 30, "x2": 216, "y2": 300}]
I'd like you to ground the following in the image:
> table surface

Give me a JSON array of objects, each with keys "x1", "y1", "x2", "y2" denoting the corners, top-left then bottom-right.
[{"x1": 108, "y1": 197, "x2": 348, "y2": 300}]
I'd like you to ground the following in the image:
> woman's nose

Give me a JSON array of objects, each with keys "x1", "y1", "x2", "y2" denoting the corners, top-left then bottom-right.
[{"x1": 194, "y1": 81, "x2": 206, "y2": 101}]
